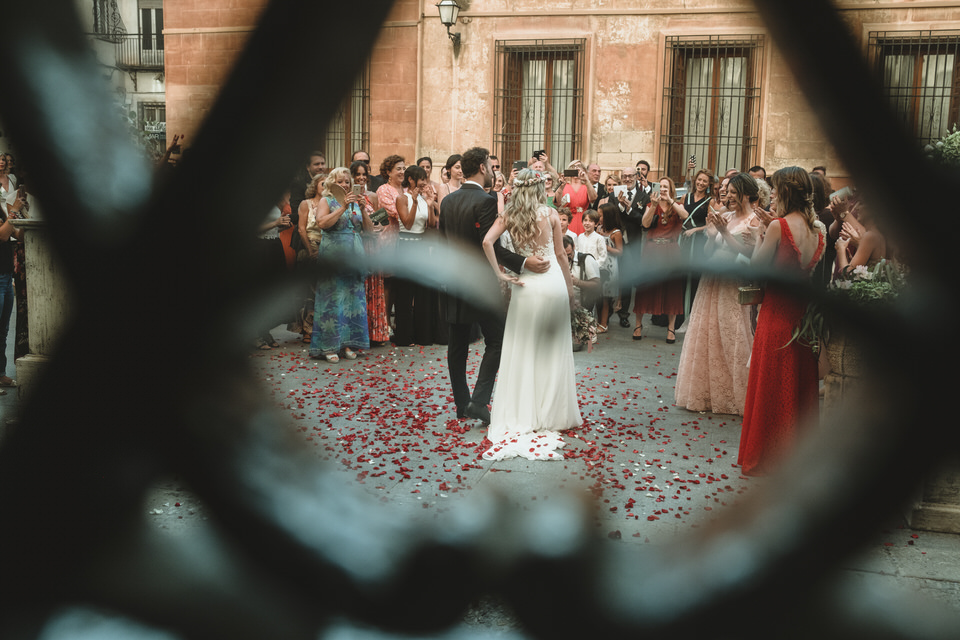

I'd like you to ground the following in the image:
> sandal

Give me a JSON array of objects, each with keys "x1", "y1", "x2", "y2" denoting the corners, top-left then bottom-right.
[
  {"x1": 324, "y1": 354, "x2": 340, "y2": 363},
  {"x1": 0, "y1": 376, "x2": 18, "y2": 388},
  {"x1": 343, "y1": 348, "x2": 357, "y2": 360},
  {"x1": 666, "y1": 329, "x2": 676, "y2": 344},
  {"x1": 632, "y1": 325, "x2": 643, "y2": 341},
  {"x1": 597, "y1": 325, "x2": 607, "y2": 334}
]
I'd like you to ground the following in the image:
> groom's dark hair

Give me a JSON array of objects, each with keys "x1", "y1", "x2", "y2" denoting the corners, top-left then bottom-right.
[{"x1": 460, "y1": 147, "x2": 489, "y2": 179}]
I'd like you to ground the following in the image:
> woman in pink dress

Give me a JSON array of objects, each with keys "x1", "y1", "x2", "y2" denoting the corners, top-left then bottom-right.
[
  {"x1": 373, "y1": 155, "x2": 406, "y2": 342},
  {"x1": 675, "y1": 173, "x2": 761, "y2": 416},
  {"x1": 738, "y1": 167, "x2": 825, "y2": 476},
  {"x1": 633, "y1": 177, "x2": 688, "y2": 343}
]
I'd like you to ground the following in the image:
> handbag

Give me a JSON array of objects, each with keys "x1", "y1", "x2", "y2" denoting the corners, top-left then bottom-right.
[{"x1": 738, "y1": 285, "x2": 764, "y2": 305}]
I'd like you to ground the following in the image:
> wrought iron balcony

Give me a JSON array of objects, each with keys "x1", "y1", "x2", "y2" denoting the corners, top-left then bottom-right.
[{"x1": 112, "y1": 32, "x2": 164, "y2": 71}]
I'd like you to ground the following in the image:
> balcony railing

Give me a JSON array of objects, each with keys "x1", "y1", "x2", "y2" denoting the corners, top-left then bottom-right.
[{"x1": 113, "y1": 33, "x2": 164, "y2": 71}]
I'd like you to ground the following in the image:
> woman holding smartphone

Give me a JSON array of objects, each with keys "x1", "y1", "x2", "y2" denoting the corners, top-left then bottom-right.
[
  {"x1": 554, "y1": 160, "x2": 597, "y2": 235},
  {"x1": 309, "y1": 168, "x2": 376, "y2": 363},
  {"x1": 393, "y1": 165, "x2": 441, "y2": 346},
  {"x1": 633, "y1": 177, "x2": 688, "y2": 343}
]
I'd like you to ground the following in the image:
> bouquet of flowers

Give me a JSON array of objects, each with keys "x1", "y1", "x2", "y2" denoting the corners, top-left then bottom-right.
[
  {"x1": 790, "y1": 259, "x2": 907, "y2": 354},
  {"x1": 571, "y1": 302, "x2": 598, "y2": 351}
]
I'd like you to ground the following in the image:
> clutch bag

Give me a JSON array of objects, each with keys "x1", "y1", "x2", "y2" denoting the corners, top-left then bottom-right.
[
  {"x1": 738, "y1": 285, "x2": 764, "y2": 305},
  {"x1": 369, "y1": 208, "x2": 389, "y2": 225}
]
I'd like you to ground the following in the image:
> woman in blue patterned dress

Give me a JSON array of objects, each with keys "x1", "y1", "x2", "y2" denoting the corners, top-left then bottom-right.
[{"x1": 310, "y1": 167, "x2": 376, "y2": 362}]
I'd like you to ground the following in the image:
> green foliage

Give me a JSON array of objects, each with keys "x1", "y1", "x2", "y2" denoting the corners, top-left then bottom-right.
[
  {"x1": 924, "y1": 124, "x2": 960, "y2": 167},
  {"x1": 787, "y1": 259, "x2": 907, "y2": 354}
]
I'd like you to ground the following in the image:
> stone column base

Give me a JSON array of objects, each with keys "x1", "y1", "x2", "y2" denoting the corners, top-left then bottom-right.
[
  {"x1": 15, "y1": 353, "x2": 49, "y2": 402},
  {"x1": 908, "y1": 459, "x2": 960, "y2": 534}
]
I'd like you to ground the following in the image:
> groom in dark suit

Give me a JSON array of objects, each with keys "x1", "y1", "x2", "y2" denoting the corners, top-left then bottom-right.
[{"x1": 439, "y1": 147, "x2": 549, "y2": 423}]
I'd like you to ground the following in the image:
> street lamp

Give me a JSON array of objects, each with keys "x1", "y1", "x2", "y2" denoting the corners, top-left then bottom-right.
[{"x1": 436, "y1": 0, "x2": 461, "y2": 48}]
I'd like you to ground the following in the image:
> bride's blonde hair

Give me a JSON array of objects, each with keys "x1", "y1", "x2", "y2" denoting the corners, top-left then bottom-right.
[{"x1": 503, "y1": 168, "x2": 546, "y2": 251}]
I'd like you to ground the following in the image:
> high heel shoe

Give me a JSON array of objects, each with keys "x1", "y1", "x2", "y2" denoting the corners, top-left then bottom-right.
[
  {"x1": 632, "y1": 325, "x2": 643, "y2": 341},
  {"x1": 324, "y1": 353, "x2": 340, "y2": 363},
  {"x1": 666, "y1": 329, "x2": 676, "y2": 344},
  {"x1": 343, "y1": 348, "x2": 357, "y2": 360}
]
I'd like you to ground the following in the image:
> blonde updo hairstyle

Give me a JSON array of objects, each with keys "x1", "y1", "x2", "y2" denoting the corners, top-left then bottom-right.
[
  {"x1": 503, "y1": 168, "x2": 547, "y2": 252},
  {"x1": 321, "y1": 167, "x2": 352, "y2": 200},
  {"x1": 755, "y1": 177, "x2": 772, "y2": 209},
  {"x1": 771, "y1": 166, "x2": 816, "y2": 229}
]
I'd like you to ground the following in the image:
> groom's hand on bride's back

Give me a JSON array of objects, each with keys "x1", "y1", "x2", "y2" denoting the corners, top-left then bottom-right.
[{"x1": 525, "y1": 256, "x2": 550, "y2": 274}]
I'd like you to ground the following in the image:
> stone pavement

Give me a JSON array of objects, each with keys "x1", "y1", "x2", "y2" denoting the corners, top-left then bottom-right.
[
  {"x1": 238, "y1": 318, "x2": 960, "y2": 620},
  {"x1": 2, "y1": 303, "x2": 959, "y2": 634}
]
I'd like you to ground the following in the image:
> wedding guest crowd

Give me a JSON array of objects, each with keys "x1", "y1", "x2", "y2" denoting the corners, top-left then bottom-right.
[{"x1": 262, "y1": 147, "x2": 892, "y2": 485}]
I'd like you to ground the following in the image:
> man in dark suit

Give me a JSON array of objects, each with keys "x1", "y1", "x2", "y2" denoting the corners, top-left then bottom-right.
[
  {"x1": 587, "y1": 162, "x2": 607, "y2": 209},
  {"x1": 615, "y1": 165, "x2": 650, "y2": 328},
  {"x1": 439, "y1": 147, "x2": 549, "y2": 424}
]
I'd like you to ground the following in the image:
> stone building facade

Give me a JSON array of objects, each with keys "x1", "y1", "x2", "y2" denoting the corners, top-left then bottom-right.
[{"x1": 164, "y1": 0, "x2": 960, "y2": 186}]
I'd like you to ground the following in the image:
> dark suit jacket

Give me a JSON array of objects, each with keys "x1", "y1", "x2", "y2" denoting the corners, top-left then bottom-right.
[
  {"x1": 619, "y1": 185, "x2": 650, "y2": 245},
  {"x1": 590, "y1": 182, "x2": 608, "y2": 210},
  {"x1": 439, "y1": 183, "x2": 525, "y2": 324}
]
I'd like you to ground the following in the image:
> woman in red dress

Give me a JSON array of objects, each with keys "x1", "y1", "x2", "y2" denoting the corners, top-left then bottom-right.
[
  {"x1": 633, "y1": 177, "x2": 688, "y2": 343},
  {"x1": 737, "y1": 167, "x2": 825, "y2": 476},
  {"x1": 554, "y1": 161, "x2": 596, "y2": 235}
]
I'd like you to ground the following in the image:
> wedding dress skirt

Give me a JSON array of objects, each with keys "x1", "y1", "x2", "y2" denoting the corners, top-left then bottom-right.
[{"x1": 483, "y1": 236, "x2": 582, "y2": 461}]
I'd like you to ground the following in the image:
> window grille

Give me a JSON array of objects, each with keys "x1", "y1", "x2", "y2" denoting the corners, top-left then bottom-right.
[
  {"x1": 493, "y1": 39, "x2": 586, "y2": 170},
  {"x1": 869, "y1": 30, "x2": 960, "y2": 147},
  {"x1": 321, "y1": 65, "x2": 371, "y2": 168},
  {"x1": 659, "y1": 35, "x2": 765, "y2": 182},
  {"x1": 92, "y1": 0, "x2": 126, "y2": 40}
]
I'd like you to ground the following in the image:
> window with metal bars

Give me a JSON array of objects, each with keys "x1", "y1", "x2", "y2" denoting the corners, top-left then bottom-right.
[
  {"x1": 92, "y1": 0, "x2": 125, "y2": 40},
  {"x1": 869, "y1": 30, "x2": 960, "y2": 147},
  {"x1": 659, "y1": 35, "x2": 765, "y2": 183},
  {"x1": 321, "y1": 65, "x2": 370, "y2": 168},
  {"x1": 493, "y1": 39, "x2": 585, "y2": 170}
]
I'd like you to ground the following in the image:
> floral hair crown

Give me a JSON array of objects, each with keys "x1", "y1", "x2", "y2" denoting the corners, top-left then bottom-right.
[{"x1": 512, "y1": 172, "x2": 544, "y2": 188}]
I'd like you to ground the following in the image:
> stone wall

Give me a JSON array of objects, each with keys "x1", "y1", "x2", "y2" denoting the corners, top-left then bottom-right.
[{"x1": 164, "y1": 0, "x2": 960, "y2": 184}]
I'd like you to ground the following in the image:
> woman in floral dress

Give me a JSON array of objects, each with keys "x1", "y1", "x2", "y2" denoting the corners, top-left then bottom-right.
[{"x1": 309, "y1": 168, "x2": 376, "y2": 362}]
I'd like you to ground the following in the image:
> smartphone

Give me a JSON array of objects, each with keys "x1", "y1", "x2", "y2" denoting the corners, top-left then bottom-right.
[
  {"x1": 689, "y1": 154, "x2": 696, "y2": 163},
  {"x1": 513, "y1": 160, "x2": 527, "y2": 171},
  {"x1": 650, "y1": 182, "x2": 661, "y2": 196},
  {"x1": 351, "y1": 184, "x2": 364, "y2": 195},
  {"x1": 562, "y1": 169, "x2": 579, "y2": 178},
  {"x1": 533, "y1": 150, "x2": 545, "y2": 160},
  {"x1": 830, "y1": 186, "x2": 855, "y2": 201}
]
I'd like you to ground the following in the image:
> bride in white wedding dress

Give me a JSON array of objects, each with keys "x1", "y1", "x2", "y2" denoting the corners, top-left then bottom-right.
[{"x1": 480, "y1": 168, "x2": 583, "y2": 461}]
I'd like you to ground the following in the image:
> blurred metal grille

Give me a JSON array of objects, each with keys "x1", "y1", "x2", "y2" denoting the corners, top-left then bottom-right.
[
  {"x1": 321, "y1": 63, "x2": 371, "y2": 168},
  {"x1": 0, "y1": 0, "x2": 958, "y2": 638},
  {"x1": 869, "y1": 30, "x2": 960, "y2": 147},
  {"x1": 493, "y1": 39, "x2": 585, "y2": 169},
  {"x1": 659, "y1": 35, "x2": 765, "y2": 182}
]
